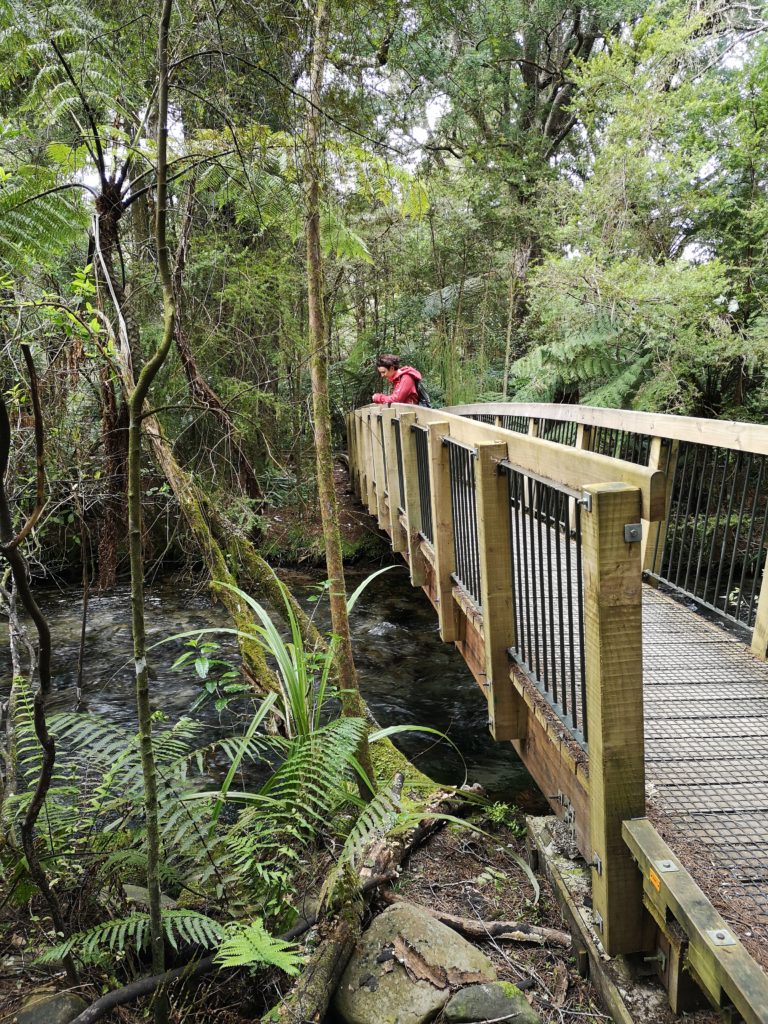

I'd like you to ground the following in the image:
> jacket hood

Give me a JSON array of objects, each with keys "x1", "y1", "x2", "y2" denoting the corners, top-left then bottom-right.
[{"x1": 396, "y1": 366, "x2": 422, "y2": 381}]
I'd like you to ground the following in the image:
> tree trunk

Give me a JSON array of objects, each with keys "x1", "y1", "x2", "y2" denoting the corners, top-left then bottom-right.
[
  {"x1": 125, "y1": 5, "x2": 174, "y2": 1018},
  {"x1": 304, "y1": 0, "x2": 374, "y2": 792}
]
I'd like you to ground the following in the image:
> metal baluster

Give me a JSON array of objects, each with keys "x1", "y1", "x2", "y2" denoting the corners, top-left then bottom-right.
[
  {"x1": 575, "y1": 501, "x2": 587, "y2": 739},
  {"x1": 523, "y1": 471, "x2": 536, "y2": 677},
  {"x1": 747, "y1": 478, "x2": 768, "y2": 626},
  {"x1": 510, "y1": 470, "x2": 527, "y2": 666},
  {"x1": 736, "y1": 458, "x2": 764, "y2": 624},
  {"x1": 555, "y1": 489, "x2": 567, "y2": 720},
  {"x1": 703, "y1": 449, "x2": 730, "y2": 607},
  {"x1": 663, "y1": 442, "x2": 691, "y2": 581},
  {"x1": 723, "y1": 454, "x2": 753, "y2": 620},
  {"x1": 535, "y1": 481, "x2": 549, "y2": 692},
  {"x1": 469, "y1": 454, "x2": 481, "y2": 603},
  {"x1": 693, "y1": 447, "x2": 721, "y2": 597},
  {"x1": 545, "y1": 484, "x2": 558, "y2": 708},
  {"x1": 714, "y1": 451, "x2": 743, "y2": 614},
  {"x1": 683, "y1": 446, "x2": 710, "y2": 595},
  {"x1": 673, "y1": 445, "x2": 702, "y2": 588}
]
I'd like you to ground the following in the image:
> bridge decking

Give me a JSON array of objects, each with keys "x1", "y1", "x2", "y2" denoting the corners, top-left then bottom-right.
[{"x1": 643, "y1": 584, "x2": 768, "y2": 965}]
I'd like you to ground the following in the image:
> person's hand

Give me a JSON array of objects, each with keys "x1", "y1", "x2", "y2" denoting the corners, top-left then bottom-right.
[{"x1": 372, "y1": 392, "x2": 383, "y2": 402}]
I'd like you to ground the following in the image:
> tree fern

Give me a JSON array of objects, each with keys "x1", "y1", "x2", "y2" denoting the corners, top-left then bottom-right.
[{"x1": 0, "y1": 165, "x2": 88, "y2": 273}]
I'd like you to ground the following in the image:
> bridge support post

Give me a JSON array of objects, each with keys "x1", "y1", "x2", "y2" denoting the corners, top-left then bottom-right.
[
  {"x1": 582, "y1": 482, "x2": 647, "y2": 957},
  {"x1": 398, "y1": 412, "x2": 427, "y2": 587},
  {"x1": 428, "y1": 421, "x2": 458, "y2": 642},
  {"x1": 475, "y1": 442, "x2": 527, "y2": 740}
]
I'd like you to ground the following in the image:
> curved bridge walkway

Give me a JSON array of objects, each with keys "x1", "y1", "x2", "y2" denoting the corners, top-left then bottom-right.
[{"x1": 348, "y1": 401, "x2": 768, "y2": 1023}]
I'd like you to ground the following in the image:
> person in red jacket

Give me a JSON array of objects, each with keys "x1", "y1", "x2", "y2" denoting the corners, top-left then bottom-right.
[{"x1": 372, "y1": 354, "x2": 422, "y2": 405}]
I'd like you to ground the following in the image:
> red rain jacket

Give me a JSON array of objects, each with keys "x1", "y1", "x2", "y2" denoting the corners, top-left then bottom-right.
[{"x1": 372, "y1": 366, "x2": 422, "y2": 405}]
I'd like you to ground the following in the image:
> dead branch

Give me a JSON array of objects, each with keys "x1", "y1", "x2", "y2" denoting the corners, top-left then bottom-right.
[{"x1": 380, "y1": 892, "x2": 572, "y2": 948}]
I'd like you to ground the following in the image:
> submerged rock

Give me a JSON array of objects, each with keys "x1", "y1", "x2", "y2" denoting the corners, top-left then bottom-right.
[
  {"x1": 17, "y1": 991, "x2": 88, "y2": 1024},
  {"x1": 334, "y1": 902, "x2": 496, "y2": 1024},
  {"x1": 444, "y1": 981, "x2": 542, "y2": 1024}
]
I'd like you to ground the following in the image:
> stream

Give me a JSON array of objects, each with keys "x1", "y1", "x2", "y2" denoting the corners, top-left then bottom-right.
[{"x1": 1, "y1": 565, "x2": 543, "y2": 805}]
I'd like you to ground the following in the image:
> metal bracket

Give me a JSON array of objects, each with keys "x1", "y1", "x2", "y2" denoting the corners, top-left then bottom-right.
[
  {"x1": 624, "y1": 522, "x2": 642, "y2": 543},
  {"x1": 594, "y1": 911, "x2": 604, "y2": 932},
  {"x1": 578, "y1": 491, "x2": 593, "y2": 513},
  {"x1": 591, "y1": 853, "x2": 602, "y2": 876},
  {"x1": 643, "y1": 949, "x2": 668, "y2": 973},
  {"x1": 707, "y1": 928, "x2": 737, "y2": 947}
]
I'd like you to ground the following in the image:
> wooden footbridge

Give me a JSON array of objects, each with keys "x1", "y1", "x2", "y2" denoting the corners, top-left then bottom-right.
[{"x1": 347, "y1": 402, "x2": 768, "y2": 1023}]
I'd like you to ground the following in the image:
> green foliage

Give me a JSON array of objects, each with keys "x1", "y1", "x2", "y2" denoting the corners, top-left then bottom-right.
[
  {"x1": 215, "y1": 919, "x2": 302, "y2": 973},
  {"x1": 37, "y1": 910, "x2": 225, "y2": 966}
]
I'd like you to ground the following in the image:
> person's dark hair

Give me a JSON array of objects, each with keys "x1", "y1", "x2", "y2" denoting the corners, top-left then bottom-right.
[{"x1": 375, "y1": 353, "x2": 400, "y2": 370}]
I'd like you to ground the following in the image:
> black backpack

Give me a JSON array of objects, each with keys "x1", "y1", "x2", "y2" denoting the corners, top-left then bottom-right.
[{"x1": 408, "y1": 374, "x2": 432, "y2": 408}]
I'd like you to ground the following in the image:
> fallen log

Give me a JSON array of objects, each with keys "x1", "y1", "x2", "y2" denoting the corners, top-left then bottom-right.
[
  {"x1": 265, "y1": 781, "x2": 482, "y2": 1024},
  {"x1": 380, "y1": 892, "x2": 571, "y2": 948},
  {"x1": 67, "y1": 874, "x2": 396, "y2": 1024}
]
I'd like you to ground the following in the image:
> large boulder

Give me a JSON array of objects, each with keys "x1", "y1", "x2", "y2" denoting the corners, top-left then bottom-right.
[
  {"x1": 334, "y1": 902, "x2": 496, "y2": 1024},
  {"x1": 17, "y1": 991, "x2": 88, "y2": 1024},
  {"x1": 444, "y1": 981, "x2": 542, "y2": 1024}
]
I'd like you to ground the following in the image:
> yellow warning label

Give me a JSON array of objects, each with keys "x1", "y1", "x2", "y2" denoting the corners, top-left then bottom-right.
[{"x1": 648, "y1": 868, "x2": 661, "y2": 892}]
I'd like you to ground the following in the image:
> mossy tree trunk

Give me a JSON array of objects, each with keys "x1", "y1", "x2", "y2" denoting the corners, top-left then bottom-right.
[{"x1": 304, "y1": 0, "x2": 374, "y2": 791}]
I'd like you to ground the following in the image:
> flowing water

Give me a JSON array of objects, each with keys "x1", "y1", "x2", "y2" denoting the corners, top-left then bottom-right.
[{"x1": 0, "y1": 566, "x2": 543, "y2": 805}]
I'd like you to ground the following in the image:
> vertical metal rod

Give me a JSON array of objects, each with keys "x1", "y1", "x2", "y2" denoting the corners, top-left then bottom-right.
[
  {"x1": 714, "y1": 451, "x2": 743, "y2": 614},
  {"x1": 703, "y1": 449, "x2": 729, "y2": 606},
  {"x1": 664, "y1": 442, "x2": 690, "y2": 581},
  {"x1": 651, "y1": 440, "x2": 672, "y2": 570},
  {"x1": 545, "y1": 484, "x2": 558, "y2": 705},
  {"x1": 723, "y1": 454, "x2": 752, "y2": 619},
  {"x1": 683, "y1": 446, "x2": 710, "y2": 594},
  {"x1": 555, "y1": 489, "x2": 567, "y2": 719},
  {"x1": 565, "y1": 494, "x2": 576, "y2": 709},
  {"x1": 747, "y1": 481, "x2": 768, "y2": 626},
  {"x1": 535, "y1": 480, "x2": 549, "y2": 691},
  {"x1": 524, "y1": 471, "x2": 537, "y2": 677},
  {"x1": 511, "y1": 471, "x2": 527, "y2": 665},
  {"x1": 736, "y1": 458, "x2": 763, "y2": 624},
  {"x1": 575, "y1": 502, "x2": 586, "y2": 738},
  {"x1": 470, "y1": 455, "x2": 480, "y2": 602},
  {"x1": 693, "y1": 447, "x2": 720, "y2": 596},
  {"x1": 673, "y1": 444, "x2": 701, "y2": 587}
]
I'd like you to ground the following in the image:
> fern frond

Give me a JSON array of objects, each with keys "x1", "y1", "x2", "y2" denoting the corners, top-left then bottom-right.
[
  {"x1": 216, "y1": 919, "x2": 302, "y2": 974},
  {"x1": 36, "y1": 910, "x2": 224, "y2": 965}
]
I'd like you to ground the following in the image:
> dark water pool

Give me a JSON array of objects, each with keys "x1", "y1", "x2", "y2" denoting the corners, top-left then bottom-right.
[{"x1": 0, "y1": 566, "x2": 543, "y2": 806}]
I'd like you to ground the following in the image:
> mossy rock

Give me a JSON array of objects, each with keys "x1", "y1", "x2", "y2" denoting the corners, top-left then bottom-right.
[{"x1": 444, "y1": 981, "x2": 542, "y2": 1023}]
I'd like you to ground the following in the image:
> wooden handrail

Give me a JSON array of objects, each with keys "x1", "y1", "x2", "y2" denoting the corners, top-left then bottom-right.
[
  {"x1": 447, "y1": 402, "x2": 768, "y2": 455},
  {"x1": 367, "y1": 404, "x2": 666, "y2": 522}
]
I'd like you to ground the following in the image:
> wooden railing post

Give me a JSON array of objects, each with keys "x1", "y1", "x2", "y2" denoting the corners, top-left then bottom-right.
[
  {"x1": 642, "y1": 437, "x2": 678, "y2": 574},
  {"x1": 398, "y1": 412, "x2": 427, "y2": 586},
  {"x1": 371, "y1": 411, "x2": 389, "y2": 530},
  {"x1": 347, "y1": 412, "x2": 358, "y2": 497},
  {"x1": 475, "y1": 442, "x2": 527, "y2": 740},
  {"x1": 366, "y1": 411, "x2": 378, "y2": 516},
  {"x1": 582, "y1": 482, "x2": 647, "y2": 956},
  {"x1": 428, "y1": 421, "x2": 458, "y2": 642},
  {"x1": 383, "y1": 412, "x2": 406, "y2": 553},
  {"x1": 752, "y1": 556, "x2": 768, "y2": 659}
]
